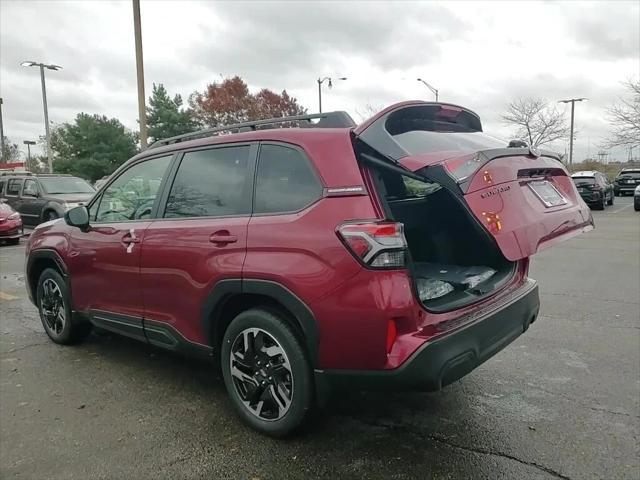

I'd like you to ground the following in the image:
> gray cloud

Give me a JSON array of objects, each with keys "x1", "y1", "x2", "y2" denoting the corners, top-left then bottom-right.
[
  {"x1": 563, "y1": 1, "x2": 640, "y2": 61},
  {"x1": 0, "y1": 0, "x2": 637, "y2": 163}
]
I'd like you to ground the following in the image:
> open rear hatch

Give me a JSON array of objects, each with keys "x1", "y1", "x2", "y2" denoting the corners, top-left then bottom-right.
[{"x1": 356, "y1": 101, "x2": 594, "y2": 309}]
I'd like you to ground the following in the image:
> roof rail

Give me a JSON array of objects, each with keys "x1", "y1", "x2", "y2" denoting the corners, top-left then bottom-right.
[{"x1": 148, "y1": 111, "x2": 356, "y2": 149}]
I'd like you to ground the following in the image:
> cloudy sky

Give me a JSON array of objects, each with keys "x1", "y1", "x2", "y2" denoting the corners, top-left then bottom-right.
[{"x1": 1, "y1": 0, "x2": 638, "y2": 161}]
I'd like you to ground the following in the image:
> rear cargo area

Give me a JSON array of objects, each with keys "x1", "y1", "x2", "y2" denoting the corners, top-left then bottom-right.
[{"x1": 373, "y1": 167, "x2": 515, "y2": 311}]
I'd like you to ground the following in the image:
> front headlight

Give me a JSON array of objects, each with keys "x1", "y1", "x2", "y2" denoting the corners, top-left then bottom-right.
[{"x1": 7, "y1": 212, "x2": 20, "y2": 220}]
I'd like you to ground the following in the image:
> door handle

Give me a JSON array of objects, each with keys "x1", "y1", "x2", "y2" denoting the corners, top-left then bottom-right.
[
  {"x1": 209, "y1": 232, "x2": 238, "y2": 245},
  {"x1": 122, "y1": 229, "x2": 141, "y2": 253}
]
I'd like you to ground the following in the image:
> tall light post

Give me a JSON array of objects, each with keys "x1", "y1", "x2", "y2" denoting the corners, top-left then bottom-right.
[
  {"x1": 0, "y1": 98, "x2": 5, "y2": 161},
  {"x1": 317, "y1": 76, "x2": 347, "y2": 113},
  {"x1": 133, "y1": 0, "x2": 148, "y2": 149},
  {"x1": 23, "y1": 140, "x2": 36, "y2": 166},
  {"x1": 417, "y1": 78, "x2": 438, "y2": 102},
  {"x1": 558, "y1": 98, "x2": 587, "y2": 166},
  {"x1": 20, "y1": 61, "x2": 62, "y2": 173}
]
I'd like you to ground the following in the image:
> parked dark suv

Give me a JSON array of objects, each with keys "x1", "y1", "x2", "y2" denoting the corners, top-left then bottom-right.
[
  {"x1": 613, "y1": 168, "x2": 640, "y2": 196},
  {"x1": 571, "y1": 170, "x2": 614, "y2": 210},
  {"x1": 25, "y1": 102, "x2": 593, "y2": 436},
  {"x1": 0, "y1": 174, "x2": 95, "y2": 225}
]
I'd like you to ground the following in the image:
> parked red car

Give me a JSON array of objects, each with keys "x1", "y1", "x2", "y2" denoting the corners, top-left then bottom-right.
[
  {"x1": 25, "y1": 102, "x2": 593, "y2": 436},
  {"x1": 0, "y1": 200, "x2": 23, "y2": 244}
]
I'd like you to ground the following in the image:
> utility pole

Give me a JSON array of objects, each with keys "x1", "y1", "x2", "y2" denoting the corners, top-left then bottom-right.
[
  {"x1": 558, "y1": 98, "x2": 586, "y2": 166},
  {"x1": 23, "y1": 140, "x2": 36, "y2": 167},
  {"x1": 0, "y1": 98, "x2": 5, "y2": 162},
  {"x1": 133, "y1": 0, "x2": 148, "y2": 148}
]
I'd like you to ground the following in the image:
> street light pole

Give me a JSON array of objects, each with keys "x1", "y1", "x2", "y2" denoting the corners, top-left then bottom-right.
[
  {"x1": 133, "y1": 0, "x2": 148, "y2": 149},
  {"x1": 0, "y1": 98, "x2": 5, "y2": 162},
  {"x1": 20, "y1": 61, "x2": 61, "y2": 173},
  {"x1": 558, "y1": 98, "x2": 587, "y2": 166},
  {"x1": 39, "y1": 64, "x2": 52, "y2": 171},
  {"x1": 317, "y1": 76, "x2": 347, "y2": 113},
  {"x1": 417, "y1": 78, "x2": 438, "y2": 102}
]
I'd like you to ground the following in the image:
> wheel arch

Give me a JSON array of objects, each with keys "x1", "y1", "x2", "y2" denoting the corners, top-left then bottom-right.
[
  {"x1": 203, "y1": 279, "x2": 320, "y2": 367},
  {"x1": 26, "y1": 249, "x2": 69, "y2": 305}
]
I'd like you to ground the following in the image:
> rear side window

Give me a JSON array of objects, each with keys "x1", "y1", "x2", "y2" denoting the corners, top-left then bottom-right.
[
  {"x1": 254, "y1": 144, "x2": 322, "y2": 214},
  {"x1": 164, "y1": 146, "x2": 251, "y2": 218},
  {"x1": 6, "y1": 179, "x2": 22, "y2": 196}
]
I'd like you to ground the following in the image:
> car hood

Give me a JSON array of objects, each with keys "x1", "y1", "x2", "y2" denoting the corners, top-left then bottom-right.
[
  {"x1": 0, "y1": 203, "x2": 18, "y2": 220},
  {"x1": 44, "y1": 193, "x2": 94, "y2": 203}
]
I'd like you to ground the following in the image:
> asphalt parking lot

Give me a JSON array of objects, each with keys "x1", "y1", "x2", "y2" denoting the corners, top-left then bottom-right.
[{"x1": 1, "y1": 196, "x2": 638, "y2": 480}]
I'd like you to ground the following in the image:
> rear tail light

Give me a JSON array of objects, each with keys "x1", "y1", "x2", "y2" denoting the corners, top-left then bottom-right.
[{"x1": 337, "y1": 221, "x2": 407, "y2": 269}]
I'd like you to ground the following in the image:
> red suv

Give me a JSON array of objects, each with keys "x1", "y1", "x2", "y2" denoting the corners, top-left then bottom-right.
[{"x1": 25, "y1": 102, "x2": 593, "y2": 436}]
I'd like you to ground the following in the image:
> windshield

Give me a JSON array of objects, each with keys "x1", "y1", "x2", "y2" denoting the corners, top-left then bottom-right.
[
  {"x1": 39, "y1": 177, "x2": 95, "y2": 194},
  {"x1": 572, "y1": 177, "x2": 595, "y2": 186},
  {"x1": 391, "y1": 130, "x2": 506, "y2": 156}
]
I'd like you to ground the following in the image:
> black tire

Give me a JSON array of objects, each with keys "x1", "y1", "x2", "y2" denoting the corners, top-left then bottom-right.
[
  {"x1": 36, "y1": 268, "x2": 92, "y2": 345},
  {"x1": 6, "y1": 238, "x2": 20, "y2": 245},
  {"x1": 634, "y1": 203, "x2": 640, "y2": 211},
  {"x1": 594, "y1": 195, "x2": 605, "y2": 210},
  {"x1": 44, "y1": 210, "x2": 59, "y2": 222},
  {"x1": 221, "y1": 308, "x2": 314, "y2": 437},
  {"x1": 607, "y1": 192, "x2": 614, "y2": 206}
]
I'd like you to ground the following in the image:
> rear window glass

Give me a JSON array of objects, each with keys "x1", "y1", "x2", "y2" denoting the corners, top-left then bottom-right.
[
  {"x1": 254, "y1": 144, "x2": 322, "y2": 214},
  {"x1": 384, "y1": 104, "x2": 505, "y2": 156},
  {"x1": 392, "y1": 130, "x2": 506, "y2": 156},
  {"x1": 618, "y1": 171, "x2": 640, "y2": 179},
  {"x1": 572, "y1": 177, "x2": 595, "y2": 186}
]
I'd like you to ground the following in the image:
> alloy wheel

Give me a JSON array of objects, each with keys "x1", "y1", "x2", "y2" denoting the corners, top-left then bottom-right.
[
  {"x1": 229, "y1": 327, "x2": 293, "y2": 421},
  {"x1": 40, "y1": 278, "x2": 66, "y2": 336}
]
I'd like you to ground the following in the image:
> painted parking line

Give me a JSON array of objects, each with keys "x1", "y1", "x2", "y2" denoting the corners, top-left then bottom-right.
[
  {"x1": 0, "y1": 291, "x2": 19, "y2": 301},
  {"x1": 612, "y1": 202, "x2": 635, "y2": 214}
]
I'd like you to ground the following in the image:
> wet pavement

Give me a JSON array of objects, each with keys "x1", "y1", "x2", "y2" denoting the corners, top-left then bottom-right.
[{"x1": 1, "y1": 196, "x2": 638, "y2": 479}]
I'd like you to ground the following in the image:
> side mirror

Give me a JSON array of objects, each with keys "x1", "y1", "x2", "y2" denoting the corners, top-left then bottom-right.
[{"x1": 64, "y1": 205, "x2": 90, "y2": 231}]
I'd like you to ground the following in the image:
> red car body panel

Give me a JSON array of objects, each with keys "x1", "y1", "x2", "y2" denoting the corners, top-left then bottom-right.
[
  {"x1": 140, "y1": 216, "x2": 249, "y2": 345},
  {"x1": 0, "y1": 203, "x2": 23, "y2": 239},
  {"x1": 398, "y1": 153, "x2": 594, "y2": 261},
  {"x1": 65, "y1": 222, "x2": 150, "y2": 319}
]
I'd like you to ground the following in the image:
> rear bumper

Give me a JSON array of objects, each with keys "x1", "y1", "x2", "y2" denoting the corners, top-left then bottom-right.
[
  {"x1": 578, "y1": 191, "x2": 603, "y2": 204},
  {"x1": 614, "y1": 185, "x2": 637, "y2": 194},
  {"x1": 316, "y1": 279, "x2": 539, "y2": 392}
]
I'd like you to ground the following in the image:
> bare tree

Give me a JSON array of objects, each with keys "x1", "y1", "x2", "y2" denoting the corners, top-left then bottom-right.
[
  {"x1": 603, "y1": 80, "x2": 640, "y2": 148},
  {"x1": 502, "y1": 98, "x2": 570, "y2": 147},
  {"x1": 354, "y1": 103, "x2": 384, "y2": 123}
]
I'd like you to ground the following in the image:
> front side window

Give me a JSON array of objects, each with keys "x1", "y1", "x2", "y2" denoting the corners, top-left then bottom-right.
[
  {"x1": 39, "y1": 177, "x2": 95, "y2": 194},
  {"x1": 164, "y1": 146, "x2": 251, "y2": 218},
  {"x1": 23, "y1": 179, "x2": 38, "y2": 197},
  {"x1": 254, "y1": 144, "x2": 322, "y2": 214},
  {"x1": 6, "y1": 179, "x2": 22, "y2": 196},
  {"x1": 95, "y1": 155, "x2": 171, "y2": 223},
  {"x1": 0, "y1": 180, "x2": 5, "y2": 195}
]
